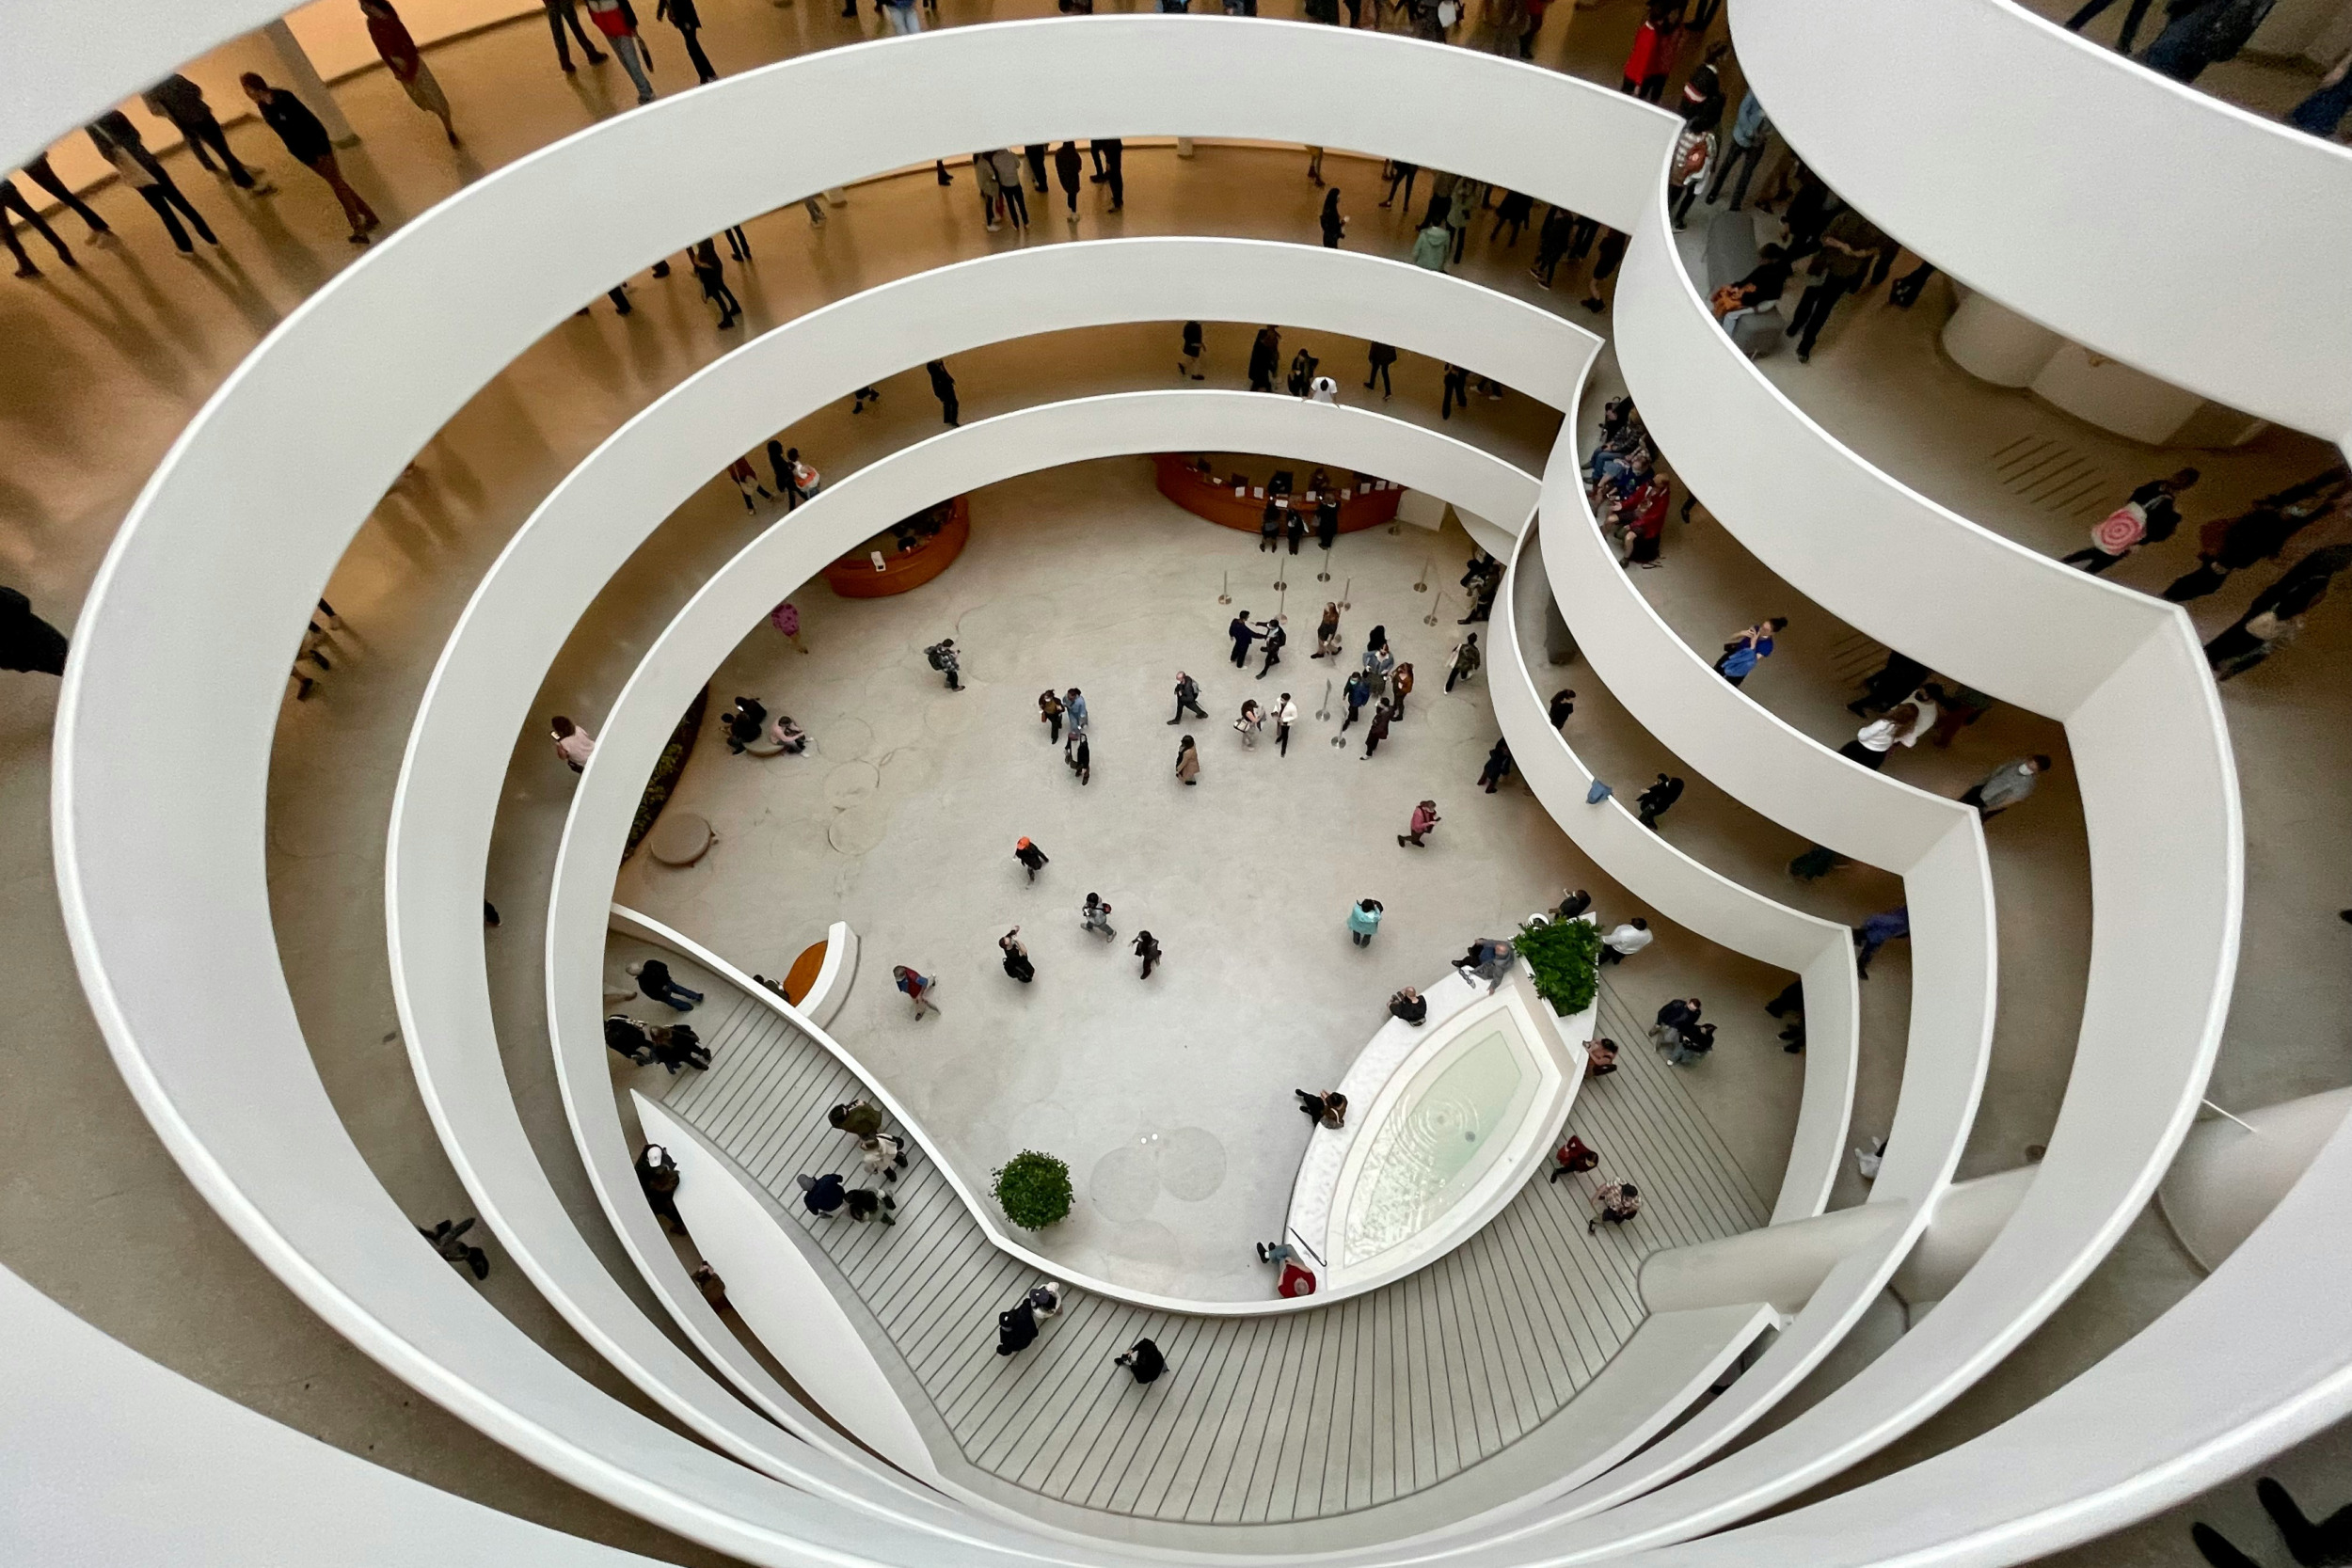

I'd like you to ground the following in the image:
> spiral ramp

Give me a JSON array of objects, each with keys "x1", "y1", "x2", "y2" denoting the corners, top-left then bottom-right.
[{"x1": 18, "y1": 6, "x2": 2352, "y2": 1566}]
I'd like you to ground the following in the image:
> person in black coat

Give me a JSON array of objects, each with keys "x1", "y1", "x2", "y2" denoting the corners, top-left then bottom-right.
[
  {"x1": 927, "y1": 359, "x2": 960, "y2": 425},
  {"x1": 797, "y1": 1171, "x2": 847, "y2": 1216},
  {"x1": 1115, "y1": 1338, "x2": 1166, "y2": 1383},
  {"x1": 1229, "y1": 611, "x2": 1263, "y2": 666},
  {"x1": 240, "y1": 73, "x2": 381, "y2": 242},
  {"x1": 1636, "y1": 772, "x2": 1685, "y2": 829},
  {"x1": 997, "y1": 1301, "x2": 1039, "y2": 1355},
  {"x1": 0, "y1": 586, "x2": 68, "y2": 675},
  {"x1": 1053, "y1": 141, "x2": 1084, "y2": 219},
  {"x1": 1248, "y1": 326, "x2": 1281, "y2": 392},
  {"x1": 637, "y1": 1145, "x2": 684, "y2": 1230}
]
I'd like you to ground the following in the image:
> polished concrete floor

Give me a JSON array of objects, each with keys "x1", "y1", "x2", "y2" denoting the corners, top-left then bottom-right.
[{"x1": 4, "y1": 0, "x2": 2350, "y2": 1561}]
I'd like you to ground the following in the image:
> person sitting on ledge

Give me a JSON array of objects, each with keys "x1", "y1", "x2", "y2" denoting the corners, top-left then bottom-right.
[
  {"x1": 1295, "y1": 1088, "x2": 1348, "y2": 1129},
  {"x1": 768, "y1": 715, "x2": 807, "y2": 754},
  {"x1": 1549, "y1": 1134, "x2": 1601, "y2": 1182},
  {"x1": 1584, "y1": 1037, "x2": 1619, "y2": 1078},
  {"x1": 1389, "y1": 986, "x2": 1427, "y2": 1025}
]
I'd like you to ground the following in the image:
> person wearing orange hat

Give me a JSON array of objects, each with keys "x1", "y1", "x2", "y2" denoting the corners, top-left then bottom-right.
[{"x1": 1013, "y1": 838, "x2": 1050, "y2": 884}]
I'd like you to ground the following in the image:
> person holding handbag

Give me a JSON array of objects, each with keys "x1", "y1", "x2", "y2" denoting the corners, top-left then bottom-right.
[{"x1": 2061, "y1": 468, "x2": 2197, "y2": 575}]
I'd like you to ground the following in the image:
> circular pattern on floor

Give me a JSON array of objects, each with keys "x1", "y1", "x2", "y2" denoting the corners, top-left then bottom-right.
[
  {"x1": 827, "y1": 800, "x2": 891, "y2": 855},
  {"x1": 1088, "y1": 1142, "x2": 1161, "y2": 1224},
  {"x1": 1156, "y1": 1126, "x2": 1228, "y2": 1202},
  {"x1": 818, "y1": 714, "x2": 874, "y2": 760},
  {"x1": 824, "y1": 760, "x2": 882, "y2": 809}
]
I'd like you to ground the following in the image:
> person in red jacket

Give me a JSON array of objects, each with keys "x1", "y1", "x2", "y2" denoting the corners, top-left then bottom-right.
[
  {"x1": 1618, "y1": 0, "x2": 1685, "y2": 101},
  {"x1": 360, "y1": 1, "x2": 459, "y2": 145},
  {"x1": 582, "y1": 0, "x2": 657, "y2": 103}
]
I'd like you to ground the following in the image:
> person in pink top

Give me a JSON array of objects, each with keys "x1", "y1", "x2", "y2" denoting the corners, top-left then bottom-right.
[
  {"x1": 1399, "y1": 799, "x2": 1441, "y2": 848},
  {"x1": 771, "y1": 600, "x2": 806, "y2": 654}
]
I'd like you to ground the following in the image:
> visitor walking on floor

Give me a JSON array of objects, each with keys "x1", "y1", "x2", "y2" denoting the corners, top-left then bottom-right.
[
  {"x1": 829, "y1": 1099, "x2": 884, "y2": 1138},
  {"x1": 1365, "y1": 341, "x2": 1396, "y2": 398},
  {"x1": 1715, "y1": 618, "x2": 1786, "y2": 687},
  {"x1": 542, "y1": 0, "x2": 610, "y2": 68},
  {"x1": 1133, "y1": 930, "x2": 1163, "y2": 979},
  {"x1": 928, "y1": 359, "x2": 960, "y2": 425},
  {"x1": 1179, "y1": 320, "x2": 1206, "y2": 380},
  {"x1": 1960, "y1": 755, "x2": 2051, "y2": 819},
  {"x1": 1314, "y1": 606, "x2": 1343, "y2": 659},
  {"x1": 1341, "y1": 670, "x2": 1373, "y2": 731},
  {"x1": 926, "y1": 638, "x2": 962, "y2": 690},
  {"x1": 1853, "y1": 906, "x2": 1910, "y2": 979},
  {"x1": 638, "y1": 1144, "x2": 684, "y2": 1230},
  {"x1": 1320, "y1": 187, "x2": 1347, "y2": 248},
  {"x1": 1549, "y1": 688, "x2": 1578, "y2": 728},
  {"x1": 1400, "y1": 799, "x2": 1440, "y2": 847},
  {"x1": 13, "y1": 154, "x2": 112, "y2": 252},
  {"x1": 1276, "y1": 692, "x2": 1299, "y2": 754},
  {"x1": 2163, "y1": 479, "x2": 2342, "y2": 603},
  {"x1": 1168, "y1": 671, "x2": 1207, "y2": 723},
  {"x1": 1383, "y1": 662, "x2": 1411, "y2": 720},
  {"x1": 1588, "y1": 1180, "x2": 1642, "y2": 1232},
  {"x1": 86, "y1": 112, "x2": 219, "y2": 254},
  {"x1": 690, "y1": 239, "x2": 740, "y2": 329},
  {"x1": 1549, "y1": 1135, "x2": 1601, "y2": 1182},
  {"x1": 1636, "y1": 772, "x2": 1684, "y2": 830},
  {"x1": 1348, "y1": 898, "x2": 1383, "y2": 947},
  {"x1": 1413, "y1": 220, "x2": 1452, "y2": 273},
  {"x1": 1062, "y1": 688, "x2": 1089, "y2": 745},
  {"x1": 1068, "y1": 732, "x2": 1091, "y2": 785},
  {"x1": 1115, "y1": 1338, "x2": 1167, "y2": 1384},
  {"x1": 362, "y1": 2, "x2": 462, "y2": 145},
  {"x1": 1, "y1": 178, "x2": 79, "y2": 277},
  {"x1": 893, "y1": 965, "x2": 939, "y2": 1018},
  {"x1": 140, "y1": 74, "x2": 268, "y2": 191},
  {"x1": 655, "y1": 0, "x2": 718, "y2": 84},
  {"x1": 1360, "y1": 703, "x2": 1393, "y2": 759},
  {"x1": 550, "y1": 715, "x2": 595, "y2": 771},
  {"x1": 1787, "y1": 208, "x2": 1893, "y2": 363},
  {"x1": 1446, "y1": 633, "x2": 1482, "y2": 691},
  {"x1": 998, "y1": 927, "x2": 1034, "y2": 983},
  {"x1": 996, "y1": 1299, "x2": 1039, "y2": 1356},
  {"x1": 1081, "y1": 894, "x2": 1116, "y2": 940},
  {"x1": 1441, "y1": 362, "x2": 1471, "y2": 419},
  {"x1": 1054, "y1": 140, "x2": 1084, "y2": 222},
  {"x1": 1258, "y1": 619, "x2": 1287, "y2": 678},
  {"x1": 627, "y1": 958, "x2": 704, "y2": 1010},
  {"x1": 1478, "y1": 739, "x2": 1516, "y2": 794},
  {"x1": 726, "y1": 454, "x2": 770, "y2": 510},
  {"x1": 581, "y1": 0, "x2": 658, "y2": 101},
  {"x1": 1598, "y1": 917, "x2": 1652, "y2": 965},
  {"x1": 1248, "y1": 326, "x2": 1281, "y2": 392},
  {"x1": 1175, "y1": 735, "x2": 1200, "y2": 785},
  {"x1": 1038, "y1": 689, "x2": 1065, "y2": 743},
  {"x1": 2060, "y1": 468, "x2": 2198, "y2": 575},
  {"x1": 1706, "y1": 89, "x2": 1772, "y2": 210},
  {"x1": 1013, "y1": 837, "x2": 1049, "y2": 883},
  {"x1": 990, "y1": 149, "x2": 1029, "y2": 230},
  {"x1": 1235, "y1": 701, "x2": 1263, "y2": 748},
  {"x1": 774, "y1": 446, "x2": 819, "y2": 511}
]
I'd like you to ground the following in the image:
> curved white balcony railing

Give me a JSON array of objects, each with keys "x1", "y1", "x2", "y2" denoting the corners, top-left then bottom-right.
[
  {"x1": 42, "y1": 13, "x2": 2273, "y2": 1568},
  {"x1": 1733, "y1": 0, "x2": 2352, "y2": 446},
  {"x1": 1495, "y1": 521, "x2": 1858, "y2": 1227}
]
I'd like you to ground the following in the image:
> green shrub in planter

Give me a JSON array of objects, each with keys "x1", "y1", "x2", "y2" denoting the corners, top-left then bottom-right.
[
  {"x1": 1517, "y1": 915, "x2": 1601, "y2": 1017},
  {"x1": 993, "y1": 1149, "x2": 1073, "y2": 1230}
]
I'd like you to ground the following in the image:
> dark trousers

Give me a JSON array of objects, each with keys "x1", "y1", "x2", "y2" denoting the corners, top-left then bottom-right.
[
  {"x1": 1366, "y1": 360, "x2": 1391, "y2": 395},
  {"x1": 1232, "y1": 639, "x2": 1253, "y2": 667},
  {"x1": 1278, "y1": 721, "x2": 1292, "y2": 755},
  {"x1": 2058, "y1": 546, "x2": 2125, "y2": 573},
  {"x1": 1597, "y1": 946, "x2": 1625, "y2": 965},
  {"x1": 1705, "y1": 137, "x2": 1768, "y2": 208},
  {"x1": 1839, "y1": 739, "x2": 1891, "y2": 770},
  {"x1": 1442, "y1": 379, "x2": 1466, "y2": 419},
  {"x1": 168, "y1": 111, "x2": 258, "y2": 186},
  {"x1": 1104, "y1": 152, "x2": 1123, "y2": 207},
  {"x1": 547, "y1": 0, "x2": 605, "y2": 63},
  {"x1": 2064, "y1": 0, "x2": 2155, "y2": 50},
  {"x1": 1342, "y1": 700, "x2": 1363, "y2": 730},
  {"x1": 1788, "y1": 272, "x2": 1855, "y2": 356},
  {"x1": 133, "y1": 181, "x2": 215, "y2": 251},
  {"x1": 1, "y1": 182, "x2": 72, "y2": 269},
  {"x1": 1047, "y1": 712, "x2": 1063, "y2": 743},
  {"x1": 1668, "y1": 182, "x2": 1699, "y2": 227},
  {"x1": 1384, "y1": 166, "x2": 1417, "y2": 210},
  {"x1": 22, "y1": 154, "x2": 109, "y2": 234},
  {"x1": 938, "y1": 391, "x2": 959, "y2": 426},
  {"x1": 1172, "y1": 693, "x2": 1205, "y2": 721},
  {"x1": 701, "y1": 278, "x2": 740, "y2": 325},
  {"x1": 1025, "y1": 145, "x2": 1049, "y2": 190},
  {"x1": 1000, "y1": 181, "x2": 1029, "y2": 227}
]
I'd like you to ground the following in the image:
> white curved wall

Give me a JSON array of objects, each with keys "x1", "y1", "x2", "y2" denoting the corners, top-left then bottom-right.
[
  {"x1": 1733, "y1": 0, "x2": 2352, "y2": 446},
  {"x1": 1496, "y1": 513, "x2": 1857, "y2": 1226},
  {"x1": 40, "y1": 12, "x2": 2278, "y2": 1567}
]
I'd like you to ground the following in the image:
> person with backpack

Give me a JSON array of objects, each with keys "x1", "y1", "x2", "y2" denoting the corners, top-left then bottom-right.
[
  {"x1": 1446, "y1": 633, "x2": 1482, "y2": 691},
  {"x1": 2061, "y1": 468, "x2": 2199, "y2": 575},
  {"x1": 926, "y1": 638, "x2": 962, "y2": 690},
  {"x1": 1081, "y1": 894, "x2": 1117, "y2": 940},
  {"x1": 1168, "y1": 671, "x2": 1207, "y2": 724}
]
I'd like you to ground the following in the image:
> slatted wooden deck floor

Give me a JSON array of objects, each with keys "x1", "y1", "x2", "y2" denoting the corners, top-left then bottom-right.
[{"x1": 625, "y1": 939, "x2": 1767, "y2": 1525}]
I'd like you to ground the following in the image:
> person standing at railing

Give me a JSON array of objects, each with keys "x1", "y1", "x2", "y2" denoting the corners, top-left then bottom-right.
[
  {"x1": 1787, "y1": 208, "x2": 1891, "y2": 363},
  {"x1": 1705, "y1": 88, "x2": 1772, "y2": 212},
  {"x1": 141, "y1": 74, "x2": 269, "y2": 192}
]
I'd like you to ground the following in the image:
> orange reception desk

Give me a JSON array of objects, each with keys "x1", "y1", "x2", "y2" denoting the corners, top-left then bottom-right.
[
  {"x1": 822, "y1": 496, "x2": 971, "y2": 598},
  {"x1": 1153, "y1": 454, "x2": 1404, "y2": 535}
]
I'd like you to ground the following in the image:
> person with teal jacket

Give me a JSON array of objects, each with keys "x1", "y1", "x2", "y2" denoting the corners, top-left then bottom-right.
[
  {"x1": 1412, "y1": 221, "x2": 1451, "y2": 272},
  {"x1": 1347, "y1": 898, "x2": 1384, "y2": 948}
]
